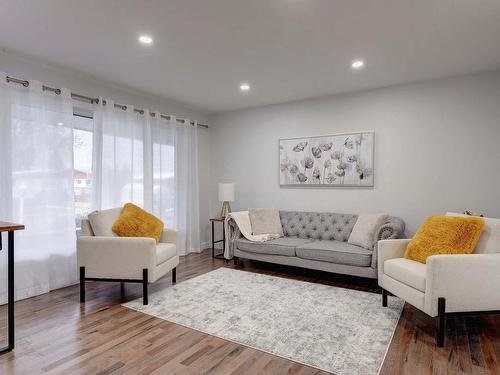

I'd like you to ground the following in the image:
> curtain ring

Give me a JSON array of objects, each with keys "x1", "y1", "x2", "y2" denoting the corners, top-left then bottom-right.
[{"x1": 55, "y1": 88, "x2": 61, "y2": 95}]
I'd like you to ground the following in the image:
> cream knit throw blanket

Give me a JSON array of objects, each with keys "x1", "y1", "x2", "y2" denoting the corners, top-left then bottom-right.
[{"x1": 224, "y1": 211, "x2": 281, "y2": 259}]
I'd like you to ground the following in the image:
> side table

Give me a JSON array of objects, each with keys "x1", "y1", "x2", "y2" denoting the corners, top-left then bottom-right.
[
  {"x1": 0, "y1": 221, "x2": 25, "y2": 354},
  {"x1": 210, "y1": 217, "x2": 225, "y2": 259}
]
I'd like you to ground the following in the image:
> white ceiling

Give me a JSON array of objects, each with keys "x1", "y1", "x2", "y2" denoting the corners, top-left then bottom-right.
[{"x1": 1, "y1": 0, "x2": 500, "y2": 114}]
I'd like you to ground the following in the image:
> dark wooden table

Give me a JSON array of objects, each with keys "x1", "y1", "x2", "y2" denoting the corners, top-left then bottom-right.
[
  {"x1": 209, "y1": 217, "x2": 225, "y2": 260},
  {"x1": 0, "y1": 221, "x2": 24, "y2": 354}
]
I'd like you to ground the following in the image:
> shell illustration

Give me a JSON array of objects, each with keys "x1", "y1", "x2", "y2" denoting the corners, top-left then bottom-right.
[
  {"x1": 301, "y1": 157, "x2": 314, "y2": 169},
  {"x1": 313, "y1": 167, "x2": 321, "y2": 180},
  {"x1": 311, "y1": 146, "x2": 322, "y2": 158},
  {"x1": 326, "y1": 173, "x2": 336, "y2": 183},
  {"x1": 344, "y1": 138, "x2": 354, "y2": 149},
  {"x1": 330, "y1": 151, "x2": 341, "y2": 160},
  {"x1": 297, "y1": 173, "x2": 308, "y2": 183},
  {"x1": 320, "y1": 142, "x2": 333, "y2": 151},
  {"x1": 293, "y1": 142, "x2": 308, "y2": 152},
  {"x1": 337, "y1": 162, "x2": 348, "y2": 170}
]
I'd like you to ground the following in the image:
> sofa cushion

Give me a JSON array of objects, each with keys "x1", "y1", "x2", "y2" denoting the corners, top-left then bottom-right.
[
  {"x1": 156, "y1": 243, "x2": 177, "y2": 265},
  {"x1": 235, "y1": 237, "x2": 313, "y2": 256},
  {"x1": 296, "y1": 240, "x2": 372, "y2": 267},
  {"x1": 384, "y1": 258, "x2": 426, "y2": 292},
  {"x1": 88, "y1": 208, "x2": 122, "y2": 237},
  {"x1": 249, "y1": 208, "x2": 284, "y2": 236},
  {"x1": 280, "y1": 211, "x2": 358, "y2": 242},
  {"x1": 348, "y1": 213, "x2": 389, "y2": 250}
]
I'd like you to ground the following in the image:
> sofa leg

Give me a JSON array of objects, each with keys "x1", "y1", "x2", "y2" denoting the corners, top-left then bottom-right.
[
  {"x1": 172, "y1": 267, "x2": 177, "y2": 284},
  {"x1": 143, "y1": 269, "x2": 148, "y2": 305},
  {"x1": 436, "y1": 297, "x2": 446, "y2": 347},
  {"x1": 382, "y1": 288, "x2": 388, "y2": 307},
  {"x1": 233, "y1": 256, "x2": 239, "y2": 266},
  {"x1": 79, "y1": 266, "x2": 85, "y2": 303}
]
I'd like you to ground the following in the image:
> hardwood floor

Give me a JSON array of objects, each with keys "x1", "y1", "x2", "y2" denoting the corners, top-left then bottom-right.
[{"x1": 1, "y1": 249, "x2": 499, "y2": 374}]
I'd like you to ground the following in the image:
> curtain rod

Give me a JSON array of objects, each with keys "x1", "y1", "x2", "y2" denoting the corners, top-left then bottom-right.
[{"x1": 4, "y1": 75, "x2": 209, "y2": 129}]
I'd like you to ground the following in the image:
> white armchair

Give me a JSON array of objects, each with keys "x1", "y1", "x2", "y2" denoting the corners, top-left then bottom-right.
[
  {"x1": 77, "y1": 208, "x2": 179, "y2": 305},
  {"x1": 378, "y1": 235, "x2": 500, "y2": 347}
]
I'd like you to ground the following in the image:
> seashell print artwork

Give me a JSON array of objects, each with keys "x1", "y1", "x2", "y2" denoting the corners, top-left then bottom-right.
[{"x1": 279, "y1": 132, "x2": 374, "y2": 186}]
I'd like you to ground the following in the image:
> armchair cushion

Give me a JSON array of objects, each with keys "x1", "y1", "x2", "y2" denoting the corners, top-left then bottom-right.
[
  {"x1": 112, "y1": 203, "x2": 164, "y2": 243},
  {"x1": 88, "y1": 207, "x2": 121, "y2": 237},
  {"x1": 384, "y1": 258, "x2": 426, "y2": 292},
  {"x1": 156, "y1": 243, "x2": 177, "y2": 265}
]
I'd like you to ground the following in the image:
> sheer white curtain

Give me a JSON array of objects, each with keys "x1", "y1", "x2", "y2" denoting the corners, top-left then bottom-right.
[
  {"x1": 149, "y1": 115, "x2": 200, "y2": 255},
  {"x1": 175, "y1": 120, "x2": 200, "y2": 255},
  {"x1": 0, "y1": 73, "x2": 77, "y2": 303},
  {"x1": 92, "y1": 104, "x2": 201, "y2": 255},
  {"x1": 92, "y1": 100, "x2": 147, "y2": 209}
]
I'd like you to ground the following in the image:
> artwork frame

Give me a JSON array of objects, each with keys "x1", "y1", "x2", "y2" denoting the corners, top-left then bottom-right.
[{"x1": 279, "y1": 131, "x2": 375, "y2": 187}]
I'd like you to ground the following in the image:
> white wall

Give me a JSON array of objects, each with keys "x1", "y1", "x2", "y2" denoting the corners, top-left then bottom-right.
[
  {"x1": 209, "y1": 71, "x2": 500, "y2": 236},
  {"x1": 0, "y1": 51, "x2": 213, "y2": 247}
]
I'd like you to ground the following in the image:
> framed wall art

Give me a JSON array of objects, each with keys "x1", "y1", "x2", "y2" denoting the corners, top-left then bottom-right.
[{"x1": 279, "y1": 132, "x2": 374, "y2": 187}]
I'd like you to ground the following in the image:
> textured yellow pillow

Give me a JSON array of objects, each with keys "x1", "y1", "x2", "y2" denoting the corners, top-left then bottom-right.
[
  {"x1": 112, "y1": 203, "x2": 164, "y2": 243},
  {"x1": 404, "y1": 215, "x2": 485, "y2": 263}
]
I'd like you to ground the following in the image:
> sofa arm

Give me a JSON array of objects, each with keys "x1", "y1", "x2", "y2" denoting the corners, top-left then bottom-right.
[
  {"x1": 77, "y1": 236, "x2": 157, "y2": 281},
  {"x1": 424, "y1": 253, "x2": 500, "y2": 317},
  {"x1": 374, "y1": 217, "x2": 406, "y2": 243},
  {"x1": 376, "y1": 239, "x2": 411, "y2": 279},
  {"x1": 160, "y1": 228, "x2": 178, "y2": 244}
]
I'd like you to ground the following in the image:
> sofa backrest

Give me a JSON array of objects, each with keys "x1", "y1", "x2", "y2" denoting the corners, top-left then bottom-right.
[
  {"x1": 280, "y1": 211, "x2": 358, "y2": 242},
  {"x1": 446, "y1": 212, "x2": 500, "y2": 254}
]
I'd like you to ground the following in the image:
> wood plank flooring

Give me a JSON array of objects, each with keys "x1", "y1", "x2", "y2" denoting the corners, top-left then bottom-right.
[{"x1": 1, "y1": 249, "x2": 499, "y2": 374}]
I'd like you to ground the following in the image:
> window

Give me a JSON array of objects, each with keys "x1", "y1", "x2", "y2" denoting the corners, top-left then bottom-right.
[{"x1": 73, "y1": 114, "x2": 93, "y2": 229}]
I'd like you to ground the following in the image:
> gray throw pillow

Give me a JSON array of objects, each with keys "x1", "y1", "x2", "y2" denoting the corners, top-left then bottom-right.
[
  {"x1": 248, "y1": 208, "x2": 284, "y2": 236},
  {"x1": 348, "y1": 213, "x2": 389, "y2": 250}
]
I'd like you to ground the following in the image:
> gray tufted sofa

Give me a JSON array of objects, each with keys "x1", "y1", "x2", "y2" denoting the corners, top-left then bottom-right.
[{"x1": 233, "y1": 211, "x2": 405, "y2": 279}]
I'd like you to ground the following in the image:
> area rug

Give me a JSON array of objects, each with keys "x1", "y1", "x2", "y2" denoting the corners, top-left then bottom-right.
[{"x1": 123, "y1": 268, "x2": 403, "y2": 374}]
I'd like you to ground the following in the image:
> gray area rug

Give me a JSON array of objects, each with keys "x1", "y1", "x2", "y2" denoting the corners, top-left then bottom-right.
[{"x1": 123, "y1": 268, "x2": 403, "y2": 374}]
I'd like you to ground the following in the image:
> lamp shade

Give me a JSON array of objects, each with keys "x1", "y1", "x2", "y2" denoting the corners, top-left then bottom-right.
[{"x1": 218, "y1": 183, "x2": 235, "y2": 202}]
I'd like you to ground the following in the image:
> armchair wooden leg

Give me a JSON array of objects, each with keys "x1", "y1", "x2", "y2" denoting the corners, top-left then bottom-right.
[
  {"x1": 382, "y1": 288, "x2": 388, "y2": 307},
  {"x1": 143, "y1": 269, "x2": 148, "y2": 305},
  {"x1": 79, "y1": 266, "x2": 85, "y2": 303},
  {"x1": 436, "y1": 297, "x2": 446, "y2": 347},
  {"x1": 233, "y1": 256, "x2": 239, "y2": 266},
  {"x1": 172, "y1": 267, "x2": 177, "y2": 284}
]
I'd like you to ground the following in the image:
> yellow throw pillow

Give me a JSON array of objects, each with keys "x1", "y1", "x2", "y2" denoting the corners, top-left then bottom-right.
[
  {"x1": 404, "y1": 215, "x2": 485, "y2": 263},
  {"x1": 112, "y1": 203, "x2": 164, "y2": 243}
]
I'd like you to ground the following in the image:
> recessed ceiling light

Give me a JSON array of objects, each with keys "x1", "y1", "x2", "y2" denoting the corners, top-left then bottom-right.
[
  {"x1": 351, "y1": 59, "x2": 364, "y2": 69},
  {"x1": 138, "y1": 35, "x2": 153, "y2": 45},
  {"x1": 57, "y1": 122, "x2": 64, "y2": 126},
  {"x1": 240, "y1": 83, "x2": 250, "y2": 92}
]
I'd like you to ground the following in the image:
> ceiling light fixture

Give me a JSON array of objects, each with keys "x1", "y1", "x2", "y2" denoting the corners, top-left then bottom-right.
[
  {"x1": 351, "y1": 59, "x2": 365, "y2": 69},
  {"x1": 138, "y1": 35, "x2": 153, "y2": 45},
  {"x1": 240, "y1": 83, "x2": 250, "y2": 92}
]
